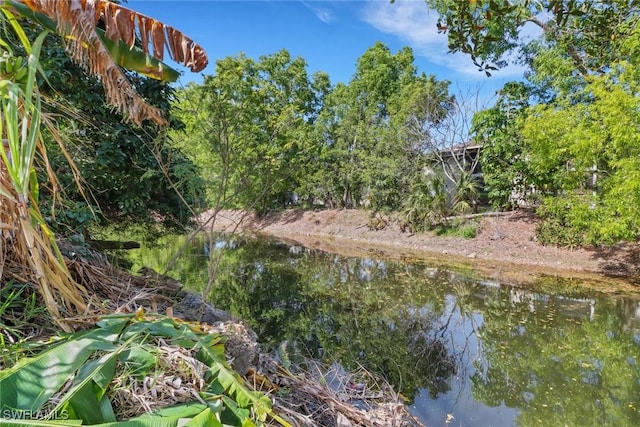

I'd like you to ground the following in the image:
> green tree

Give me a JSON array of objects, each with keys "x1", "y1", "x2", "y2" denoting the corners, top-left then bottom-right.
[
  {"x1": 524, "y1": 63, "x2": 640, "y2": 244},
  {"x1": 316, "y1": 43, "x2": 419, "y2": 208},
  {"x1": 173, "y1": 50, "x2": 327, "y2": 213},
  {"x1": 425, "y1": 0, "x2": 639, "y2": 76},
  {"x1": 315, "y1": 42, "x2": 453, "y2": 210},
  {"x1": 432, "y1": 0, "x2": 640, "y2": 245},
  {"x1": 472, "y1": 82, "x2": 533, "y2": 209}
]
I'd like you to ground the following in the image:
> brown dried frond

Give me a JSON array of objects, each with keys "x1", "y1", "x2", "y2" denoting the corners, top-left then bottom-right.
[
  {"x1": 256, "y1": 355, "x2": 424, "y2": 427},
  {"x1": 16, "y1": 0, "x2": 207, "y2": 126},
  {"x1": 97, "y1": 0, "x2": 208, "y2": 72},
  {"x1": 20, "y1": 0, "x2": 208, "y2": 73}
]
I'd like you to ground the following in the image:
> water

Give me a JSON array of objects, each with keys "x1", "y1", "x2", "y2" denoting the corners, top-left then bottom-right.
[{"x1": 129, "y1": 233, "x2": 640, "y2": 426}]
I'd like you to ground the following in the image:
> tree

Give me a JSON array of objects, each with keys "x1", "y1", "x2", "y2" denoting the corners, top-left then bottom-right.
[
  {"x1": 315, "y1": 42, "x2": 454, "y2": 210},
  {"x1": 0, "y1": 0, "x2": 207, "y2": 326},
  {"x1": 426, "y1": 0, "x2": 640, "y2": 245},
  {"x1": 523, "y1": 62, "x2": 640, "y2": 244},
  {"x1": 472, "y1": 82, "x2": 534, "y2": 209},
  {"x1": 173, "y1": 50, "x2": 327, "y2": 213},
  {"x1": 425, "y1": 0, "x2": 639, "y2": 76}
]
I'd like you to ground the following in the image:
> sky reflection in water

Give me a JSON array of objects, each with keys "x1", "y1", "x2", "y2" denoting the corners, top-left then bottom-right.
[{"x1": 129, "y1": 234, "x2": 640, "y2": 427}]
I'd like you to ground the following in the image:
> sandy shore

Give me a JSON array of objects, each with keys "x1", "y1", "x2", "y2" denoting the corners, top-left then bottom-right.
[{"x1": 200, "y1": 209, "x2": 640, "y2": 294}]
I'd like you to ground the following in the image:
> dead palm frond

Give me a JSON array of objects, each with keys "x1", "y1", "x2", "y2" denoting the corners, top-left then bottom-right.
[{"x1": 12, "y1": 0, "x2": 208, "y2": 125}]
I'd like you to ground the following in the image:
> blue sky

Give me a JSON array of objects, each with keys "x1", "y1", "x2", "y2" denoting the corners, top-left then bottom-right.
[{"x1": 128, "y1": 0, "x2": 530, "y2": 104}]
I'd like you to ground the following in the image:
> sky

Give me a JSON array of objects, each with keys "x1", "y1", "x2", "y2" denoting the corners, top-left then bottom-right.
[{"x1": 127, "y1": 0, "x2": 531, "y2": 105}]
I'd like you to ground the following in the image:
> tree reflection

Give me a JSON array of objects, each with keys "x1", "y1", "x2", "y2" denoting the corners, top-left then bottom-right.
[
  {"x1": 128, "y1": 233, "x2": 640, "y2": 425},
  {"x1": 211, "y1": 237, "x2": 458, "y2": 397},
  {"x1": 471, "y1": 288, "x2": 640, "y2": 426}
]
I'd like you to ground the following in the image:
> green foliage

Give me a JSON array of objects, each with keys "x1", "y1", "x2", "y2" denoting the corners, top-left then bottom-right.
[
  {"x1": 452, "y1": 0, "x2": 640, "y2": 247},
  {"x1": 452, "y1": 170, "x2": 481, "y2": 214},
  {"x1": 434, "y1": 219, "x2": 478, "y2": 239},
  {"x1": 400, "y1": 173, "x2": 447, "y2": 231},
  {"x1": 535, "y1": 195, "x2": 591, "y2": 247},
  {"x1": 0, "y1": 282, "x2": 49, "y2": 367},
  {"x1": 314, "y1": 43, "x2": 453, "y2": 209},
  {"x1": 400, "y1": 169, "x2": 481, "y2": 233},
  {"x1": 473, "y1": 82, "x2": 534, "y2": 209},
  {"x1": 173, "y1": 50, "x2": 324, "y2": 212},
  {"x1": 426, "y1": 0, "x2": 640, "y2": 76},
  {"x1": 34, "y1": 33, "x2": 206, "y2": 233},
  {"x1": 0, "y1": 315, "x2": 284, "y2": 426},
  {"x1": 525, "y1": 62, "x2": 640, "y2": 245}
]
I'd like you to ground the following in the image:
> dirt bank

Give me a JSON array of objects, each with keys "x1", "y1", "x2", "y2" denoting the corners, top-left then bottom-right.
[{"x1": 201, "y1": 209, "x2": 640, "y2": 293}]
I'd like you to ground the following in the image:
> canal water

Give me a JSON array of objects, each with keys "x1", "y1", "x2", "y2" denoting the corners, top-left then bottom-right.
[{"x1": 129, "y1": 233, "x2": 640, "y2": 426}]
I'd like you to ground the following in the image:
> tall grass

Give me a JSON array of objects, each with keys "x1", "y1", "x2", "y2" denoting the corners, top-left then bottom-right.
[{"x1": 1, "y1": 11, "x2": 86, "y2": 330}]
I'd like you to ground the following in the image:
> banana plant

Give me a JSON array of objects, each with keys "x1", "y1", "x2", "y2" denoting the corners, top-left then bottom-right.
[
  {"x1": 7, "y1": 0, "x2": 181, "y2": 83},
  {"x1": 0, "y1": 314, "x2": 290, "y2": 426},
  {"x1": 0, "y1": 0, "x2": 209, "y2": 325},
  {"x1": 4, "y1": 0, "x2": 209, "y2": 125}
]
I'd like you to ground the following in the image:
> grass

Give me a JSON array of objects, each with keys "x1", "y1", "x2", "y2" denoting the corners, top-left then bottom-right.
[
  {"x1": 434, "y1": 219, "x2": 479, "y2": 239},
  {"x1": 0, "y1": 280, "x2": 53, "y2": 368}
]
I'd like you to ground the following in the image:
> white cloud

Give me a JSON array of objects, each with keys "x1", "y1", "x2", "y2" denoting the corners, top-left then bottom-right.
[
  {"x1": 301, "y1": 1, "x2": 335, "y2": 24},
  {"x1": 361, "y1": 1, "x2": 529, "y2": 79}
]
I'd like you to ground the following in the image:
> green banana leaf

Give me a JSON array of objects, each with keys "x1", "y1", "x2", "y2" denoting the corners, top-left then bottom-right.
[
  {"x1": 0, "y1": 316, "x2": 286, "y2": 426},
  {"x1": 196, "y1": 339, "x2": 272, "y2": 424},
  {"x1": 92, "y1": 402, "x2": 213, "y2": 427},
  {"x1": 180, "y1": 408, "x2": 223, "y2": 427},
  {"x1": 62, "y1": 348, "x2": 120, "y2": 423},
  {"x1": 7, "y1": 0, "x2": 180, "y2": 82},
  {"x1": 0, "y1": 319, "x2": 126, "y2": 412}
]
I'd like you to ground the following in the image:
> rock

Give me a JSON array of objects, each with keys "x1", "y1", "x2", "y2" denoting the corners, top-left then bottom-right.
[
  {"x1": 173, "y1": 290, "x2": 259, "y2": 375},
  {"x1": 217, "y1": 321, "x2": 259, "y2": 375},
  {"x1": 173, "y1": 290, "x2": 235, "y2": 324}
]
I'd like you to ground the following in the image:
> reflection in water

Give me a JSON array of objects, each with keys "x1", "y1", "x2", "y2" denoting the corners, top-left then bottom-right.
[{"x1": 128, "y1": 233, "x2": 640, "y2": 427}]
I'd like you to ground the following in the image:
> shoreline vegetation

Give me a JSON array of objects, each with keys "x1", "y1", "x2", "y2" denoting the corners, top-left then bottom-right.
[
  {"x1": 2, "y1": 241, "x2": 423, "y2": 426},
  {"x1": 3, "y1": 2, "x2": 640, "y2": 424},
  {"x1": 203, "y1": 208, "x2": 640, "y2": 295}
]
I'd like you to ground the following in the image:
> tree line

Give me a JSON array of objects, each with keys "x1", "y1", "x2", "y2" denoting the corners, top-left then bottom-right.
[
  {"x1": 16, "y1": 0, "x2": 640, "y2": 247},
  {"x1": 172, "y1": 0, "x2": 640, "y2": 246}
]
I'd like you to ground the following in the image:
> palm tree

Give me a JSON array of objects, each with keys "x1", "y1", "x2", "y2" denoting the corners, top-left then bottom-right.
[{"x1": 0, "y1": 0, "x2": 208, "y2": 329}]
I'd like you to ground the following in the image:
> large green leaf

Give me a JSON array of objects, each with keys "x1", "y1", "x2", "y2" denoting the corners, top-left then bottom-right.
[
  {"x1": 197, "y1": 341, "x2": 272, "y2": 423},
  {"x1": 0, "y1": 320, "x2": 126, "y2": 412},
  {"x1": 64, "y1": 351, "x2": 119, "y2": 424},
  {"x1": 120, "y1": 317, "x2": 197, "y2": 342},
  {"x1": 183, "y1": 408, "x2": 223, "y2": 427},
  {"x1": 91, "y1": 402, "x2": 210, "y2": 427}
]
